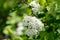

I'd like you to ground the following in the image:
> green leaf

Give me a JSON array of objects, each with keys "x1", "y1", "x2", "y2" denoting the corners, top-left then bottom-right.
[{"x1": 57, "y1": 29, "x2": 60, "y2": 33}]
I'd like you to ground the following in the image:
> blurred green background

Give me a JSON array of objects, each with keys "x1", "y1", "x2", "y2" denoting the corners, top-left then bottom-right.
[{"x1": 0, "y1": 0, "x2": 60, "y2": 40}]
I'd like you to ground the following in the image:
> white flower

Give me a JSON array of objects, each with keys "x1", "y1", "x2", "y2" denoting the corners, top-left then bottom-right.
[
  {"x1": 23, "y1": 16, "x2": 44, "y2": 37},
  {"x1": 23, "y1": 16, "x2": 44, "y2": 31},
  {"x1": 26, "y1": 29, "x2": 38, "y2": 37},
  {"x1": 29, "y1": 0, "x2": 40, "y2": 15},
  {"x1": 30, "y1": 1, "x2": 40, "y2": 8},
  {"x1": 15, "y1": 22, "x2": 24, "y2": 35},
  {"x1": 15, "y1": 16, "x2": 44, "y2": 36}
]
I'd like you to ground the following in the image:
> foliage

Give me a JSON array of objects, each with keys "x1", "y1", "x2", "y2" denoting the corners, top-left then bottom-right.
[{"x1": 0, "y1": 0, "x2": 60, "y2": 40}]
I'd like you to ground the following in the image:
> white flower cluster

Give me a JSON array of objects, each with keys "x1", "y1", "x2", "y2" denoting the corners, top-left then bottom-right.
[
  {"x1": 26, "y1": 29, "x2": 38, "y2": 37},
  {"x1": 29, "y1": 0, "x2": 40, "y2": 15},
  {"x1": 15, "y1": 22, "x2": 24, "y2": 35},
  {"x1": 23, "y1": 16, "x2": 44, "y2": 37},
  {"x1": 14, "y1": 16, "x2": 44, "y2": 37}
]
